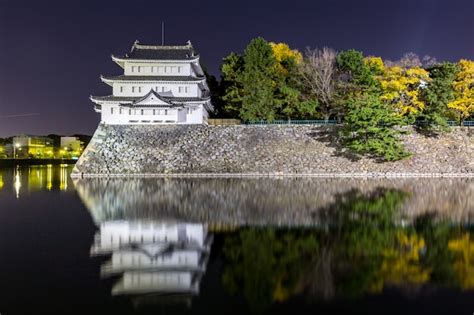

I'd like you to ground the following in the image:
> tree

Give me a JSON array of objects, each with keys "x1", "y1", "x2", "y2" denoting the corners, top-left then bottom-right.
[
  {"x1": 202, "y1": 66, "x2": 224, "y2": 118},
  {"x1": 336, "y1": 49, "x2": 380, "y2": 89},
  {"x1": 221, "y1": 52, "x2": 245, "y2": 117},
  {"x1": 419, "y1": 62, "x2": 459, "y2": 132},
  {"x1": 298, "y1": 47, "x2": 338, "y2": 120},
  {"x1": 448, "y1": 59, "x2": 474, "y2": 125},
  {"x1": 270, "y1": 42, "x2": 302, "y2": 75},
  {"x1": 385, "y1": 52, "x2": 438, "y2": 68},
  {"x1": 378, "y1": 65, "x2": 430, "y2": 119},
  {"x1": 271, "y1": 43, "x2": 315, "y2": 119},
  {"x1": 238, "y1": 38, "x2": 281, "y2": 121},
  {"x1": 341, "y1": 93, "x2": 410, "y2": 161}
]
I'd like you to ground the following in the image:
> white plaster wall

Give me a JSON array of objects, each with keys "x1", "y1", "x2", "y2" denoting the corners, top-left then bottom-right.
[
  {"x1": 123, "y1": 62, "x2": 192, "y2": 76},
  {"x1": 186, "y1": 107, "x2": 204, "y2": 124},
  {"x1": 112, "y1": 82, "x2": 199, "y2": 97}
]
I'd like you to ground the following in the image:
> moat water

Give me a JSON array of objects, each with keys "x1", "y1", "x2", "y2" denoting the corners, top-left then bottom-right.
[{"x1": 1, "y1": 165, "x2": 473, "y2": 315}]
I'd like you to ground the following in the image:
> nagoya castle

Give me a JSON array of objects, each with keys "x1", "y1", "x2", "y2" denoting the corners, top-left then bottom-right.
[{"x1": 91, "y1": 40, "x2": 213, "y2": 124}]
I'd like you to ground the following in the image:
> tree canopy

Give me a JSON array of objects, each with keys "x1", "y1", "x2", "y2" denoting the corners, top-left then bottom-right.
[{"x1": 213, "y1": 38, "x2": 473, "y2": 160}]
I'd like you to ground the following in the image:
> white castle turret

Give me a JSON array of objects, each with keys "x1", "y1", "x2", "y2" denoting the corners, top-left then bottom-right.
[{"x1": 90, "y1": 40, "x2": 213, "y2": 125}]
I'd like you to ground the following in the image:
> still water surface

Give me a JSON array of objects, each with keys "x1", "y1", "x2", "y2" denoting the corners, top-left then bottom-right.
[{"x1": 0, "y1": 165, "x2": 474, "y2": 314}]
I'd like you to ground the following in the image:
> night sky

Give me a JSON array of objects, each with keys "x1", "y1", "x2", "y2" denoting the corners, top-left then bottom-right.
[{"x1": 0, "y1": 0, "x2": 473, "y2": 137}]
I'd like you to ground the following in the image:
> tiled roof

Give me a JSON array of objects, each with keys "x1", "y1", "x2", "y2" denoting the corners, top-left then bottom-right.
[
  {"x1": 114, "y1": 41, "x2": 198, "y2": 60},
  {"x1": 90, "y1": 95, "x2": 210, "y2": 103},
  {"x1": 101, "y1": 75, "x2": 205, "y2": 82}
]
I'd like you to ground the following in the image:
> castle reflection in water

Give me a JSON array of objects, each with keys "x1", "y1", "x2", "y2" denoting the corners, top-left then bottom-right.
[
  {"x1": 2, "y1": 167, "x2": 474, "y2": 313},
  {"x1": 71, "y1": 176, "x2": 474, "y2": 311},
  {"x1": 91, "y1": 220, "x2": 212, "y2": 305}
]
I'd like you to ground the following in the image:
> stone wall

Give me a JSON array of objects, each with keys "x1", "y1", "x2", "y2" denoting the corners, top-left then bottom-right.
[{"x1": 72, "y1": 124, "x2": 474, "y2": 176}]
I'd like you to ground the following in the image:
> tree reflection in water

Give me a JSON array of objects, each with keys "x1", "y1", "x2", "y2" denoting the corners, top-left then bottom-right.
[
  {"x1": 73, "y1": 177, "x2": 474, "y2": 313},
  {"x1": 221, "y1": 188, "x2": 474, "y2": 313}
]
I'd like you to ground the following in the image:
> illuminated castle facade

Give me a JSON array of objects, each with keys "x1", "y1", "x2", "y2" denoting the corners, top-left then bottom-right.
[{"x1": 91, "y1": 40, "x2": 212, "y2": 125}]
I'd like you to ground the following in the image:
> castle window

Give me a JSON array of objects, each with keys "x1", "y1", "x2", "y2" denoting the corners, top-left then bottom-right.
[
  {"x1": 138, "y1": 86, "x2": 142, "y2": 93},
  {"x1": 153, "y1": 109, "x2": 156, "y2": 115},
  {"x1": 162, "y1": 87, "x2": 165, "y2": 92},
  {"x1": 137, "y1": 66, "x2": 141, "y2": 73},
  {"x1": 164, "y1": 66, "x2": 169, "y2": 73},
  {"x1": 178, "y1": 87, "x2": 183, "y2": 93},
  {"x1": 178, "y1": 66, "x2": 182, "y2": 73},
  {"x1": 120, "y1": 86, "x2": 124, "y2": 93},
  {"x1": 141, "y1": 109, "x2": 144, "y2": 115},
  {"x1": 185, "y1": 87, "x2": 189, "y2": 93},
  {"x1": 131, "y1": 66, "x2": 135, "y2": 72},
  {"x1": 110, "y1": 107, "x2": 114, "y2": 114},
  {"x1": 129, "y1": 109, "x2": 131, "y2": 115},
  {"x1": 119, "y1": 108, "x2": 122, "y2": 114},
  {"x1": 165, "y1": 109, "x2": 168, "y2": 115},
  {"x1": 132, "y1": 86, "x2": 136, "y2": 93}
]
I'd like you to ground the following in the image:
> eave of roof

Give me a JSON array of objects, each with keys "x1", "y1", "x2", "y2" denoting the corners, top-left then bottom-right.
[
  {"x1": 111, "y1": 54, "x2": 200, "y2": 63},
  {"x1": 90, "y1": 95, "x2": 211, "y2": 104},
  {"x1": 100, "y1": 75, "x2": 205, "y2": 85}
]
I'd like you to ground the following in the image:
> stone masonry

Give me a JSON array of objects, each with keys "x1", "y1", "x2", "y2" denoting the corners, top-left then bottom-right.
[{"x1": 72, "y1": 124, "x2": 474, "y2": 176}]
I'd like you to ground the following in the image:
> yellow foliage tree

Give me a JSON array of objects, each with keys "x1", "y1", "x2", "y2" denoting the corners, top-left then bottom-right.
[
  {"x1": 270, "y1": 42, "x2": 302, "y2": 74},
  {"x1": 364, "y1": 56, "x2": 384, "y2": 74},
  {"x1": 377, "y1": 64, "x2": 430, "y2": 117},
  {"x1": 370, "y1": 232, "x2": 431, "y2": 292},
  {"x1": 448, "y1": 59, "x2": 474, "y2": 125},
  {"x1": 448, "y1": 233, "x2": 474, "y2": 289}
]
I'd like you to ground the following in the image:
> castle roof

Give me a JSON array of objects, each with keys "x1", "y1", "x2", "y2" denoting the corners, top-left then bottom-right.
[
  {"x1": 90, "y1": 95, "x2": 210, "y2": 104},
  {"x1": 113, "y1": 40, "x2": 198, "y2": 61},
  {"x1": 101, "y1": 75, "x2": 205, "y2": 83}
]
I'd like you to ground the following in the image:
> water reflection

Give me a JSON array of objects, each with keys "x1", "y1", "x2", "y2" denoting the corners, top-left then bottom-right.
[
  {"x1": 74, "y1": 177, "x2": 474, "y2": 226},
  {"x1": 73, "y1": 177, "x2": 474, "y2": 313},
  {"x1": 0, "y1": 165, "x2": 75, "y2": 197},
  {"x1": 92, "y1": 220, "x2": 212, "y2": 306}
]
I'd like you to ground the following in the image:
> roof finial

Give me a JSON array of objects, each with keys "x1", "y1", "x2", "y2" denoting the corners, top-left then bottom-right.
[
  {"x1": 161, "y1": 22, "x2": 165, "y2": 46},
  {"x1": 131, "y1": 40, "x2": 139, "y2": 52},
  {"x1": 186, "y1": 40, "x2": 192, "y2": 47}
]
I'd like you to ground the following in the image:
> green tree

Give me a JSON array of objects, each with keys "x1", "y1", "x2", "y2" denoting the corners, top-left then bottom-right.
[
  {"x1": 336, "y1": 49, "x2": 380, "y2": 90},
  {"x1": 275, "y1": 53, "x2": 317, "y2": 119},
  {"x1": 332, "y1": 50, "x2": 382, "y2": 122},
  {"x1": 341, "y1": 93, "x2": 410, "y2": 161},
  {"x1": 221, "y1": 52, "x2": 245, "y2": 117},
  {"x1": 418, "y1": 62, "x2": 460, "y2": 132},
  {"x1": 239, "y1": 37, "x2": 280, "y2": 121}
]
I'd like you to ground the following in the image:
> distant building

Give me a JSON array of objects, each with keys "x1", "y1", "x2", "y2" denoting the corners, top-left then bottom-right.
[
  {"x1": 11, "y1": 135, "x2": 54, "y2": 158},
  {"x1": 60, "y1": 136, "x2": 84, "y2": 159},
  {"x1": 0, "y1": 144, "x2": 6, "y2": 158},
  {"x1": 90, "y1": 40, "x2": 213, "y2": 125}
]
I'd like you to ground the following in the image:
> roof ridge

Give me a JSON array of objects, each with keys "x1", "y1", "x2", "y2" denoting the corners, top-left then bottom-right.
[{"x1": 133, "y1": 41, "x2": 193, "y2": 50}]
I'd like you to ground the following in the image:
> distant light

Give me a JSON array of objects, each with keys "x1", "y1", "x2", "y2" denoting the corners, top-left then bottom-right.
[{"x1": 15, "y1": 143, "x2": 20, "y2": 148}]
